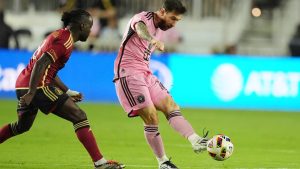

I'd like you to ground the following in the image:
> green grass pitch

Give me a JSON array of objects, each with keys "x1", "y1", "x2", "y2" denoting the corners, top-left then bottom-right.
[{"x1": 0, "y1": 99, "x2": 300, "y2": 169}]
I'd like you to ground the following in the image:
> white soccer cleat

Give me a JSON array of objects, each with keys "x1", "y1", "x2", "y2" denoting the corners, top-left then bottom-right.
[
  {"x1": 95, "y1": 160, "x2": 125, "y2": 169},
  {"x1": 192, "y1": 137, "x2": 209, "y2": 153},
  {"x1": 159, "y1": 160, "x2": 178, "y2": 169}
]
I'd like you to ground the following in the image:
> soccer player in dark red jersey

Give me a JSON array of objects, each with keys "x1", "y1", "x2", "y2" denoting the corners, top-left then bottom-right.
[{"x1": 0, "y1": 9, "x2": 124, "y2": 169}]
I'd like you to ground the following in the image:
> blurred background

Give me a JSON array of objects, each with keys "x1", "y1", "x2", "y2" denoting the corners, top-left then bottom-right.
[
  {"x1": 1, "y1": 0, "x2": 300, "y2": 111},
  {"x1": 0, "y1": 0, "x2": 299, "y2": 55}
]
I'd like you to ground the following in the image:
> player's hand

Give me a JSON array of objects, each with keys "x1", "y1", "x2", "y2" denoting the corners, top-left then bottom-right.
[
  {"x1": 71, "y1": 93, "x2": 83, "y2": 102},
  {"x1": 151, "y1": 39, "x2": 165, "y2": 51},
  {"x1": 20, "y1": 92, "x2": 34, "y2": 106},
  {"x1": 66, "y1": 89, "x2": 83, "y2": 102}
]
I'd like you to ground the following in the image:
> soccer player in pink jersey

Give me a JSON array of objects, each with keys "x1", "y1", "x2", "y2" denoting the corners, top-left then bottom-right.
[
  {"x1": 0, "y1": 9, "x2": 124, "y2": 169},
  {"x1": 113, "y1": 0, "x2": 208, "y2": 168}
]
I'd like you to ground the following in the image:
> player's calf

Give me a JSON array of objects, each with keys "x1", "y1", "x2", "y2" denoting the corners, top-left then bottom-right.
[
  {"x1": 13, "y1": 121, "x2": 33, "y2": 135},
  {"x1": 0, "y1": 121, "x2": 31, "y2": 144},
  {"x1": 0, "y1": 124, "x2": 13, "y2": 143}
]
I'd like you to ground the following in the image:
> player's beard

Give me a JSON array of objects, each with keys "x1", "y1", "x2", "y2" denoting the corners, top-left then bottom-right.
[
  {"x1": 79, "y1": 34, "x2": 89, "y2": 42},
  {"x1": 157, "y1": 20, "x2": 172, "y2": 31}
]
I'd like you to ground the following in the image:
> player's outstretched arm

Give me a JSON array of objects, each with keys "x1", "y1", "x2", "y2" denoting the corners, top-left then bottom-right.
[{"x1": 135, "y1": 22, "x2": 164, "y2": 51}]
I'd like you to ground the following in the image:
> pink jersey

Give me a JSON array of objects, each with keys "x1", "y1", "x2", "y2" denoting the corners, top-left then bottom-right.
[{"x1": 114, "y1": 11, "x2": 163, "y2": 81}]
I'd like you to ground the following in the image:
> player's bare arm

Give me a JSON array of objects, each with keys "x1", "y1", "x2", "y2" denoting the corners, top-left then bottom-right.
[
  {"x1": 135, "y1": 22, "x2": 164, "y2": 51},
  {"x1": 135, "y1": 22, "x2": 153, "y2": 41},
  {"x1": 28, "y1": 53, "x2": 53, "y2": 94},
  {"x1": 54, "y1": 76, "x2": 83, "y2": 102},
  {"x1": 54, "y1": 76, "x2": 68, "y2": 92},
  {"x1": 20, "y1": 53, "x2": 53, "y2": 105}
]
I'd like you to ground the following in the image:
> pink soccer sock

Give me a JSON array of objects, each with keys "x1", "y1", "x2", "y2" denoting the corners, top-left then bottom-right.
[
  {"x1": 0, "y1": 124, "x2": 13, "y2": 143},
  {"x1": 144, "y1": 125, "x2": 165, "y2": 158},
  {"x1": 167, "y1": 110, "x2": 195, "y2": 138}
]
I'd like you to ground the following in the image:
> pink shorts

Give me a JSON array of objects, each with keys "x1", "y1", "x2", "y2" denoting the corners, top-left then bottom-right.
[{"x1": 115, "y1": 72, "x2": 170, "y2": 117}]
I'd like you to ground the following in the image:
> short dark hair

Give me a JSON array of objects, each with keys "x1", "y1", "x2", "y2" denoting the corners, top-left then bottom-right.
[
  {"x1": 61, "y1": 9, "x2": 91, "y2": 27},
  {"x1": 163, "y1": 0, "x2": 186, "y2": 14}
]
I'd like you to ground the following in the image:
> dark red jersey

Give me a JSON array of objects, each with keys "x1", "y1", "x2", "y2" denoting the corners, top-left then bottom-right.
[{"x1": 16, "y1": 28, "x2": 74, "y2": 89}]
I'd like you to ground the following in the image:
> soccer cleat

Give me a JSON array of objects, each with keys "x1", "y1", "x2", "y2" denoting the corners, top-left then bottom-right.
[
  {"x1": 192, "y1": 128, "x2": 210, "y2": 153},
  {"x1": 159, "y1": 160, "x2": 178, "y2": 169},
  {"x1": 95, "y1": 160, "x2": 125, "y2": 169},
  {"x1": 192, "y1": 137, "x2": 209, "y2": 153}
]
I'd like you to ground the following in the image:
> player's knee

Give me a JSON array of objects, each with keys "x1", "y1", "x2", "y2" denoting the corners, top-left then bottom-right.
[
  {"x1": 139, "y1": 106, "x2": 159, "y2": 125},
  {"x1": 143, "y1": 112, "x2": 159, "y2": 125},
  {"x1": 166, "y1": 101, "x2": 180, "y2": 113},
  {"x1": 162, "y1": 97, "x2": 180, "y2": 112},
  {"x1": 173, "y1": 103, "x2": 180, "y2": 111},
  {"x1": 144, "y1": 116, "x2": 158, "y2": 125},
  {"x1": 162, "y1": 103, "x2": 180, "y2": 120},
  {"x1": 71, "y1": 109, "x2": 87, "y2": 123},
  {"x1": 72, "y1": 109, "x2": 90, "y2": 131},
  {"x1": 78, "y1": 109, "x2": 87, "y2": 120}
]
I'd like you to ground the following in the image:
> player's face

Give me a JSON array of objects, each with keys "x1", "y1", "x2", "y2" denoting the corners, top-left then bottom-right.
[
  {"x1": 79, "y1": 16, "x2": 93, "y2": 41},
  {"x1": 158, "y1": 10, "x2": 182, "y2": 31}
]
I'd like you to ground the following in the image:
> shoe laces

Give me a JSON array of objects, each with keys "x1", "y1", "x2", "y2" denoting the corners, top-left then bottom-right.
[
  {"x1": 202, "y1": 128, "x2": 209, "y2": 138},
  {"x1": 196, "y1": 128, "x2": 209, "y2": 145}
]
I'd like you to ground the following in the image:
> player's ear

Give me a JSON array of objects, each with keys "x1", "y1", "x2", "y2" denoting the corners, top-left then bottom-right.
[{"x1": 159, "y1": 8, "x2": 166, "y2": 16}]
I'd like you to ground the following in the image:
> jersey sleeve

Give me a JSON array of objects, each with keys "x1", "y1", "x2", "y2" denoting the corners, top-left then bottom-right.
[
  {"x1": 45, "y1": 32, "x2": 70, "y2": 62},
  {"x1": 130, "y1": 12, "x2": 152, "y2": 32},
  {"x1": 46, "y1": 41, "x2": 66, "y2": 62}
]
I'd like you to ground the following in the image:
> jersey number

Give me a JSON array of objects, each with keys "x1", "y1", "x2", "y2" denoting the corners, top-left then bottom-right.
[{"x1": 143, "y1": 44, "x2": 152, "y2": 61}]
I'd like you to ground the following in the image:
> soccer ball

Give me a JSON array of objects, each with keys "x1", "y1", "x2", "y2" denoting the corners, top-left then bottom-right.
[{"x1": 207, "y1": 134, "x2": 234, "y2": 161}]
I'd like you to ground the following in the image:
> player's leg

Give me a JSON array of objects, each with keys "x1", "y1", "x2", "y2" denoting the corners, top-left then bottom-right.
[
  {"x1": 52, "y1": 98, "x2": 102, "y2": 161},
  {"x1": 138, "y1": 106, "x2": 179, "y2": 169},
  {"x1": 0, "y1": 90, "x2": 38, "y2": 143},
  {"x1": 52, "y1": 96, "x2": 124, "y2": 169},
  {"x1": 116, "y1": 75, "x2": 176, "y2": 168},
  {"x1": 154, "y1": 95, "x2": 208, "y2": 153},
  {"x1": 137, "y1": 106, "x2": 169, "y2": 164},
  {"x1": 150, "y1": 78, "x2": 208, "y2": 153},
  {"x1": 0, "y1": 109, "x2": 38, "y2": 143}
]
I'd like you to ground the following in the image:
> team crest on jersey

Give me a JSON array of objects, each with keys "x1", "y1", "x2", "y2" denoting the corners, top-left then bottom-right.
[
  {"x1": 137, "y1": 95, "x2": 145, "y2": 103},
  {"x1": 54, "y1": 87, "x2": 64, "y2": 95}
]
